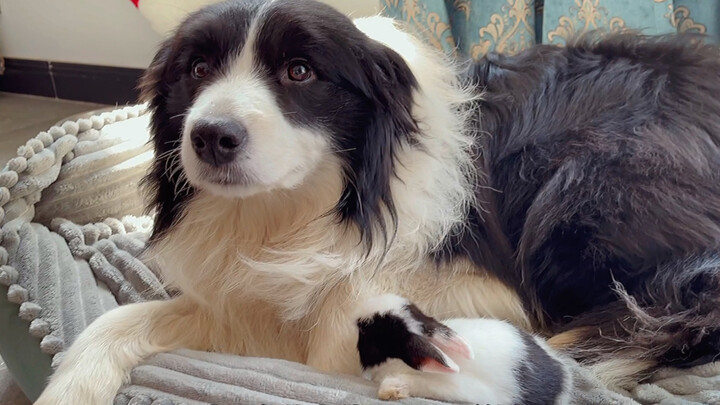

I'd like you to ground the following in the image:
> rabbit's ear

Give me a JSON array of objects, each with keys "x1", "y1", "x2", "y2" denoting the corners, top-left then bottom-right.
[
  {"x1": 404, "y1": 303, "x2": 474, "y2": 361},
  {"x1": 429, "y1": 331, "x2": 474, "y2": 361},
  {"x1": 405, "y1": 335, "x2": 459, "y2": 374}
]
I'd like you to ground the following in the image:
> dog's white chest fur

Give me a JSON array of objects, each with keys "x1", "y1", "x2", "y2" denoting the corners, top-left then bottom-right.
[{"x1": 146, "y1": 189, "x2": 530, "y2": 371}]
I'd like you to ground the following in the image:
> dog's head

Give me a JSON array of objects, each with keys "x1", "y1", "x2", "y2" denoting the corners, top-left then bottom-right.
[{"x1": 140, "y1": 0, "x2": 419, "y2": 242}]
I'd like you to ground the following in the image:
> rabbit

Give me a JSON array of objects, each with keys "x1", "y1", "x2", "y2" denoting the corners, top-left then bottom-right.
[{"x1": 355, "y1": 294, "x2": 573, "y2": 404}]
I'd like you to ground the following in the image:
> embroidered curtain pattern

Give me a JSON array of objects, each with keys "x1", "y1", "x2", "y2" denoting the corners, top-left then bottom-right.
[{"x1": 381, "y1": 0, "x2": 719, "y2": 59}]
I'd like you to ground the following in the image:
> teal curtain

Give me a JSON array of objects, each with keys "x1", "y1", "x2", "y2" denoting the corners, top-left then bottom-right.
[{"x1": 381, "y1": 0, "x2": 719, "y2": 59}]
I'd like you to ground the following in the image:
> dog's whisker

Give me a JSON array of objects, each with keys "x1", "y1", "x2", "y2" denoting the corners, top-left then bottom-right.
[
  {"x1": 169, "y1": 112, "x2": 189, "y2": 121},
  {"x1": 329, "y1": 148, "x2": 357, "y2": 154}
]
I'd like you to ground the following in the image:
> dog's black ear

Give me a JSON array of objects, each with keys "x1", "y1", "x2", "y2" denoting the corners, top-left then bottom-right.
[
  {"x1": 138, "y1": 38, "x2": 180, "y2": 157},
  {"x1": 138, "y1": 39, "x2": 195, "y2": 242},
  {"x1": 138, "y1": 38, "x2": 175, "y2": 106},
  {"x1": 335, "y1": 43, "x2": 419, "y2": 249}
]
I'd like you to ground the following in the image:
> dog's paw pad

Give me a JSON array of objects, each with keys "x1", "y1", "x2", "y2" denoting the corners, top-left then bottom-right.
[{"x1": 378, "y1": 376, "x2": 410, "y2": 401}]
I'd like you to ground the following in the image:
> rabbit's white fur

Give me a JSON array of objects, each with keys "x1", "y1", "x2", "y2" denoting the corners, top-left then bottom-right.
[{"x1": 358, "y1": 294, "x2": 573, "y2": 404}]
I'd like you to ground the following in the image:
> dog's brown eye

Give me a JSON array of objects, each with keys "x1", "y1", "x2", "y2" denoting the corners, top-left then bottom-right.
[
  {"x1": 288, "y1": 61, "x2": 312, "y2": 82},
  {"x1": 192, "y1": 60, "x2": 210, "y2": 79}
]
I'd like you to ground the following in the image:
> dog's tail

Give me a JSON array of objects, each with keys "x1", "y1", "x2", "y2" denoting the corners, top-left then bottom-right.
[{"x1": 550, "y1": 252, "x2": 720, "y2": 387}]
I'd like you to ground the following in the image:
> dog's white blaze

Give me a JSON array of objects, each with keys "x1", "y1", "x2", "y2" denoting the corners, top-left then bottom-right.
[{"x1": 181, "y1": 21, "x2": 333, "y2": 199}]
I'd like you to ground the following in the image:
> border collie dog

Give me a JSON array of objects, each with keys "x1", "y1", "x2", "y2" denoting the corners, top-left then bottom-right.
[{"x1": 37, "y1": 0, "x2": 720, "y2": 403}]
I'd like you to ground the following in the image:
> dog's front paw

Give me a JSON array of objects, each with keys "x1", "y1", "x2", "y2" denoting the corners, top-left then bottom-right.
[{"x1": 378, "y1": 375, "x2": 410, "y2": 401}]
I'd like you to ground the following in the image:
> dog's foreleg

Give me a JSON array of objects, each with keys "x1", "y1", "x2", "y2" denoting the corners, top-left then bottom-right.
[
  {"x1": 306, "y1": 292, "x2": 365, "y2": 376},
  {"x1": 35, "y1": 297, "x2": 206, "y2": 405}
]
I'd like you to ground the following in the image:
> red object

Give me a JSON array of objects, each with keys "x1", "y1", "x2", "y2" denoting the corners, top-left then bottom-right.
[{"x1": 130, "y1": 0, "x2": 139, "y2": 7}]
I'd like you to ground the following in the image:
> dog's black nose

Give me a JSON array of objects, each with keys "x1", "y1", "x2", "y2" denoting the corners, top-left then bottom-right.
[{"x1": 190, "y1": 119, "x2": 247, "y2": 166}]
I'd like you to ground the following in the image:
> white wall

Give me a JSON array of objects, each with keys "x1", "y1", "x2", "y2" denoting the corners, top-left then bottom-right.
[
  {"x1": 0, "y1": 0, "x2": 163, "y2": 69},
  {"x1": 0, "y1": 0, "x2": 380, "y2": 69}
]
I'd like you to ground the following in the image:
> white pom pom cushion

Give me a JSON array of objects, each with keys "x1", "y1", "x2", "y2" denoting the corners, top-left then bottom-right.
[{"x1": 1, "y1": 106, "x2": 719, "y2": 404}]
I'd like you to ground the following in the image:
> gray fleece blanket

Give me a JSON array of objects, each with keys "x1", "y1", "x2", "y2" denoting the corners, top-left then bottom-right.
[{"x1": 1, "y1": 106, "x2": 719, "y2": 404}]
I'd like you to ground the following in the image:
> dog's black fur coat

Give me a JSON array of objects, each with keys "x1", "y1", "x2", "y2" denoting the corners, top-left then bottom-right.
[
  {"x1": 140, "y1": 0, "x2": 720, "y2": 371},
  {"x1": 446, "y1": 34, "x2": 720, "y2": 367}
]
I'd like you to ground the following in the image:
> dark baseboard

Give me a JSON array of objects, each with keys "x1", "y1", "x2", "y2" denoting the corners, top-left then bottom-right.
[
  {"x1": 0, "y1": 58, "x2": 145, "y2": 105},
  {"x1": 0, "y1": 59, "x2": 55, "y2": 99}
]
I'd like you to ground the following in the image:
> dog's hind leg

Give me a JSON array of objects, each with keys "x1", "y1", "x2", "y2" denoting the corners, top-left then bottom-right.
[
  {"x1": 35, "y1": 297, "x2": 207, "y2": 405},
  {"x1": 549, "y1": 253, "x2": 720, "y2": 390}
]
